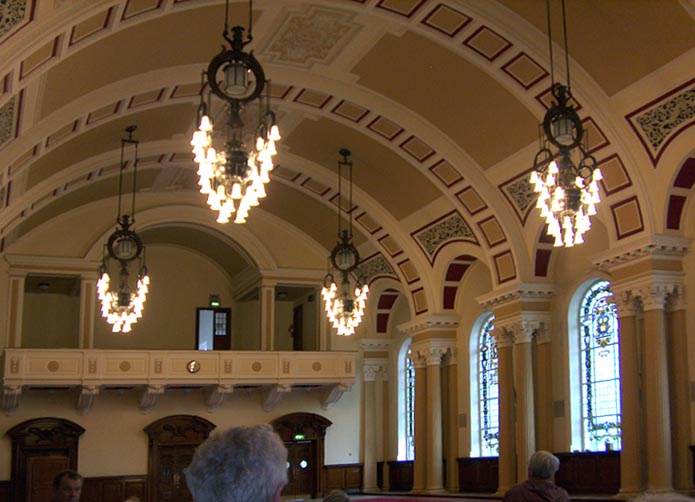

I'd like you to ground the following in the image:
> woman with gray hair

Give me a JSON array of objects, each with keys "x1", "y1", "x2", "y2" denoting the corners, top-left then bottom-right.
[
  {"x1": 503, "y1": 451, "x2": 569, "y2": 502},
  {"x1": 185, "y1": 424, "x2": 288, "y2": 502}
]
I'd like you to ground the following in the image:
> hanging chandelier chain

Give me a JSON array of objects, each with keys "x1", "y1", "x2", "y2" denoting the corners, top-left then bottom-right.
[
  {"x1": 546, "y1": 0, "x2": 555, "y2": 89},
  {"x1": 561, "y1": 0, "x2": 571, "y2": 96}
]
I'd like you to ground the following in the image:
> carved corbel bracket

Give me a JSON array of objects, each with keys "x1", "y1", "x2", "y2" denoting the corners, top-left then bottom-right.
[
  {"x1": 76, "y1": 385, "x2": 100, "y2": 416},
  {"x1": 321, "y1": 383, "x2": 351, "y2": 410},
  {"x1": 206, "y1": 384, "x2": 235, "y2": 412},
  {"x1": 2, "y1": 385, "x2": 22, "y2": 414},
  {"x1": 262, "y1": 384, "x2": 292, "y2": 412},
  {"x1": 139, "y1": 384, "x2": 166, "y2": 414}
]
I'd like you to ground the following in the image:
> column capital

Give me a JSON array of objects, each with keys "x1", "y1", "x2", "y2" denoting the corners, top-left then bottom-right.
[
  {"x1": 639, "y1": 283, "x2": 672, "y2": 311},
  {"x1": 611, "y1": 288, "x2": 639, "y2": 317},
  {"x1": 411, "y1": 339, "x2": 454, "y2": 367},
  {"x1": 363, "y1": 357, "x2": 388, "y2": 382},
  {"x1": 666, "y1": 284, "x2": 686, "y2": 312},
  {"x1": 493, "y1": 312, "x2": 551, "y2": 345}
]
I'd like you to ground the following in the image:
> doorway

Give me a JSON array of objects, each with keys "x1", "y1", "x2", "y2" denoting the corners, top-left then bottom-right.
[
  {"x1": 7, "y1": 417, "x2": 84, "y2": 502},
  {"x1": 285, "y1": 440, "x2": 317, "y2": 498},
  {"x1": 271, "y1": 412, "x2": 332, "y2": 499},
  {"x1": 144, "y1": 415, "x2": 215, "y2": 502}
]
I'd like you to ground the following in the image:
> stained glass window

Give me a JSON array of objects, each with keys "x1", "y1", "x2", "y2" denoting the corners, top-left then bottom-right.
[
  {"x1": 580, "y1": 280, "x2": 621, "y2": 450},
  {"x1": 479, "y1": 317, "x2": 499, "y2": 456},
  {"x1": 405, "y1": 349, "x2": 415, "y2": 460}
]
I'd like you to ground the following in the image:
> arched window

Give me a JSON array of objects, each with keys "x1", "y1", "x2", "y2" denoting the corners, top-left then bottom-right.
[
  {"x1": 470, "y1": 314, "x2": 498, "y2": 457},
  {"x1": 397, "y1": 338, "x2": 415, "y2": 461},
  {"x1": 405, "y1": 349, "x2": 415, "y2": 460},
  {"x1": 578, "y1": 280, "x2": 621, "y2": 451}
]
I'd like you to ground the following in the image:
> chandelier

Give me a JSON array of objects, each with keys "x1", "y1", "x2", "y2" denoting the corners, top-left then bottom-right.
[
  {"x1": 321, "y1": 149, "x2": 369, "y2": 336},
  {"x1": 96, "y1": 126, "x2": 150, "y2": 333},
  {"x1": 529, "y1": 0, "x2": 602, "y2": 247},
  {"x1": 190, "y1": 0, "x2": 280, "y2": 224}
]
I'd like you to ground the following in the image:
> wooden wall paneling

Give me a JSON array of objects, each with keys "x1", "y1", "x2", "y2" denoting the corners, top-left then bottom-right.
[
  {"x1": 323, "y1": 464, "x2": 362, "y2": 493},
  {"x1": 386, "y1": 460, "x2": 413, "y2": 491},
  {"x1": 80, "y1": 475, "x2": 147, "y2": 502},
  {"x1": 554, "y1": 451, "x2": 620, "y2": 494},
  {"x1": 457, "y1": 456, "x2": 499, "y2": 492}
]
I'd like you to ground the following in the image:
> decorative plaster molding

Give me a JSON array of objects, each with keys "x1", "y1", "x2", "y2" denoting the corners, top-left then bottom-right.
[
  {"x1": 262, "y1": 384, "x2": 292, "y2": 412},
  {"x1": 206, "y1": 384, "x2": 234, "y2": 412},
  {"x1": 76, "y1": 385, "x2": 100, "y2": 416},
  {"x1": 411, "y1": 339, "x2": 455, "y2": 366},
  {"x1": 611, "y1": 289, "x2": 639, "y2": 317},
  {"x1": 139, "y1": 385, "x2": 165, "y2": 414},
  {"x1": 363, "y1": 357, "x2": 388, "y2": 382},
  {"x1": 397, "y1": 313, "x2": 459, "y2": 334},
  {"x1": 4, "y1": 253, "x2": 101, "y2": 274},
  {"x1": 321, "y1": 383, "x2": 351, "y2": 409},
  {"x1": 592, "y1": 235, "x2": 691, "y2": 271},
  {"x1": 493, "y1": 329, "x2": 514, "y2": 349},
  {"x1": 476, "y1": 282, "x2": 554, "y2": 309},
  {"x1": 666, "y1": 284, "x2": 686, "y2": 312},
  {"x1": 2, "y1": 385, "x2": 21, "y2": 414},
  {"x1": 359, "y1": 338, "x2": 392, "y2": 352}
]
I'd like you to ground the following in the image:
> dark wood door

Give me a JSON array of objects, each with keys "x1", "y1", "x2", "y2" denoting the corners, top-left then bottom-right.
[
  {"x1": 26, "y1": 455, "x2": 69, "y2": 502},
  {"x1": 153, "y1": 445, "x2": 194, "y2": 502},
  {"x1": 283, "y1": 441, "x2": 316, "y2": 499}
]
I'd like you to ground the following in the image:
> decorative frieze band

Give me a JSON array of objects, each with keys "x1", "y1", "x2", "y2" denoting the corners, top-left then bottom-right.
[
  {"x1": 592, "y1": 235, "x2": 691, "y2": 271},
  {"x1": 476, "y1": 282, "x2": 554, "y2": 310}
]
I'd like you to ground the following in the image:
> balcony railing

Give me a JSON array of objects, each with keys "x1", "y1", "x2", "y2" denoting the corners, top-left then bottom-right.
[{"x1": 2, "y1": 348, "x2": 356, "y2": 414}]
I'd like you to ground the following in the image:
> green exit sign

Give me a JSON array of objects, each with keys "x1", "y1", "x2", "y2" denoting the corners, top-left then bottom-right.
[{"x1": 293, "y1": 433, "x2": 305, "y2": 441}]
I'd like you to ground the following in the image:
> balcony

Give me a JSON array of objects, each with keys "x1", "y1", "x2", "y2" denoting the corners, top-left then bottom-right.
[{"x1": 2, "y1": 348, "x2": 356, "y2": 414}]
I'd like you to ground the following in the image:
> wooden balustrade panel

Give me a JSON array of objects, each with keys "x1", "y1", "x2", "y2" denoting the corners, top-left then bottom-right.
[{"x1": 457, "y1": 456, "x2": 498, "y2": 493}]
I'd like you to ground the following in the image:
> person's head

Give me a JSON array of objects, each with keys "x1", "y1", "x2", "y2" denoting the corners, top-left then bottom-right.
[
  {"x1": 527, "y1": 450, "x2": 560, "y2": 480},
  {"x1": 185, "y1": 424, "x2": 288, "y2": 502},
  {"x1": 323, "y1": 489, "x2": 351, "y2": 502},
  {"x1": 52, "y1": 470, "x2": 82, "y2": 502}
]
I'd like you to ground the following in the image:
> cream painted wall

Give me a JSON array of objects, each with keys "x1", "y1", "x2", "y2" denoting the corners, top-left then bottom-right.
[
  {"x1": 23, "y1": 292, "x2": 80, "y2": 348},
  {"x1": 94, "y1": 245, "x2": 234, "y2": 350},
  {"x1": 0, "y1": 380, "x2": 362, "y2": 480}
]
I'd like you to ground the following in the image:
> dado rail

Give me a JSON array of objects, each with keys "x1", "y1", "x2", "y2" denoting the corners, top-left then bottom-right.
[{"x1": 1, "y1": 349, "x2": 357, "y2": 414}]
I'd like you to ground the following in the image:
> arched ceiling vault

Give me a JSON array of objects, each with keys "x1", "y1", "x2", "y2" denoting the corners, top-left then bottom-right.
[{"x1": 1, "y1": 0, "x2": 694, "y2": 315}]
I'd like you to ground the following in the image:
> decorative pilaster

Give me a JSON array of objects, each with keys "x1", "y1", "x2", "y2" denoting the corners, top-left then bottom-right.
[
  {"x1": 79, "y1": 276, "x2": 97, "y2": 348},
  {"x1": 533, "y1": 321, "x2": 553, "y2": 451},
  {"x1": 612, "y1": 288, "x2": 644, "y2": 496},
  {"x1": 6, "y1": 272, "x2": 25, "y2": 348},
  {"x1": 424, "y1": 347, "x2": 446, "y2": 492},
  {"x1": 640, "y1": 283, "x2": 673, "y2": 492},
  {"x1": 510, "y1": 320, "x2": 537, "y2": 483},
  {"x1": 259, "y1": 282, "x2": 275, "y2": 351},
  {"x1": 494, "y1": 329, "x2": 515, "y2": 494},
  {"x1": 362, "y1": 361, "x2": 379, "y2": 492},
  {"x1": 444, "y1": 348, "x2": 459, "y2": 492},
  {"x1": 412, "y1": 352, "x2": 427, "y2": 492},
  {"x1": 666, "y1": 285, "x2": 692, "y2": 490}
]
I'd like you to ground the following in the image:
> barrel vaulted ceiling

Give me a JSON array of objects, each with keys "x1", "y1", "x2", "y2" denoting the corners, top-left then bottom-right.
[{"x1": 1, "y1": 0, "x2": 694, "y2": 316}]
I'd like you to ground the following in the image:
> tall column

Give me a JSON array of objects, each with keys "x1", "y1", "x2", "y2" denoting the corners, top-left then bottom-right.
[
  {"x1": 376, "y1": 366, "x2": 389, "y2": 491},
  {"x1": 259, "y1": 282, "x2": 275, "y2": 350},
  {"x1": 613, "y1": 289, "x2": 644, "y2": 496},
  {"x1": 445, "y1": 349, "x2": 459, "y2": 491},
  {"x1": 533, "y1": 324, "x2": 553, "y2": 451},
  {"x1": 6, "y1": 272, "x2": 26, "y2": 348},
  {"x1": 425, "y1": 348, "x2": 445, "y2": 492},
  {"x1": 641, "y1": 284, "x2": 673, "y2": 492},
  {"x1": 495, "y1": 329, "x2": 516, "y2": 494},
  {"x1": 362, "y1": 363, "x2": 379, "y2": 492},
  {"x1": 79, "y1": 275, "x2": 97, "y2": 348},
  {"x1": 512, "y1": 322, "x2": 536, "y2": 482},
  {"x1": 666, "y1": 285, "x2": 693, "y2": 490},
  {"x1": 412, "y1": 354, "x2": 427, "y2": 492}
]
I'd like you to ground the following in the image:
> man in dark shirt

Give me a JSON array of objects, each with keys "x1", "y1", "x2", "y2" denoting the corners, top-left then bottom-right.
[
  {"x1": 51, "y1": 470, "x2": 82, "y2": 502},
  {"x1": 503, "y1": 451, "x2": 569, "y2": 502}
]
